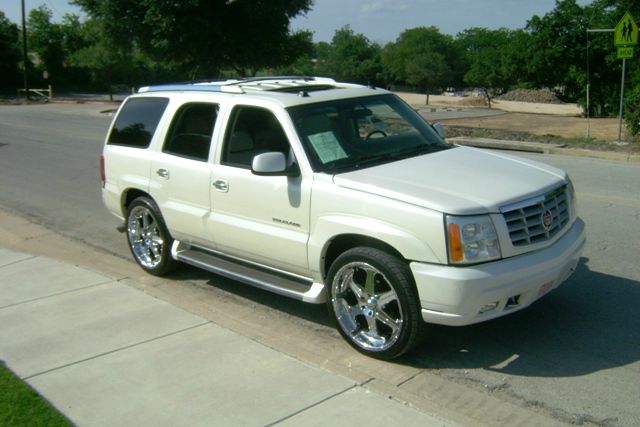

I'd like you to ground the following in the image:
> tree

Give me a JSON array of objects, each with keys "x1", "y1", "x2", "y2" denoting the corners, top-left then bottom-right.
[
  {"x1": 526, "y1": 0, "x2": 588, "y2": 102},
  {"x1": 381, "y1": 27, "x2": 463, "y2": 93},
  {"x1": 315, "y1": 26, "x2": 382, "y2": 85},
  {"x1": 404, "y1": 52, "x2": 448, "y2": 93},
  {"x1": 27, "y1": 5, "x2": 66, "y2": 85},
  {"x1": 0, "y1": 11, "x2": 22, "y2": 90},
  {"x1": 68, "y1": 18, "x2": 130, "y2": 97},
  {"x1": 590, "y1": 0, "x2": 640, "y2": 132},
  {"x1": 72, "y1": 0, "x2": 313, "y2": 77},
  {"x1": 457, "y1": 28, "x2": 531, "y2": 107}
]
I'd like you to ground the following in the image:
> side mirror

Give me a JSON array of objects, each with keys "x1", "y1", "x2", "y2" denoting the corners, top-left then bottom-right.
[
  {"x1": 432, "y1": 122, "x2": 445, "y2": 139},
  {"x1": 251, "y1": 152, "x2": 299, "y2": 177}
]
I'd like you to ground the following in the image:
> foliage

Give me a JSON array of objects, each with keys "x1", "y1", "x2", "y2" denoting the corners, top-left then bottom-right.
[
  {"x1": 524, "y1": 0, "x2": 640, "y2": 118},
  {"x1": 625, "y1": 86, "x2": 640, "y2": 135},
  {"x1": 71, "y1": 0, "x2": 313, "y2": 77},
  {"x1": 382, "y1": 27, "x2": 463, "y2": 92},
  {"x1": 457, "y1": 27, "x2": 531, "y2": 106},
  {"x1": 314, "y1": 26, "x2": 383, "y2": 85},
  {"x1": 4, "y1": 0, "x2": 640, "y2": 136},
  {"x1": 0, "y1": 11, "x2": 22, "y2": 89},
  {"x1": 526, "y1": 0, "x2": 589, "y2": 100},
  {"x1": 27, "y1": 6, "x2": 66, "y2": 85}
]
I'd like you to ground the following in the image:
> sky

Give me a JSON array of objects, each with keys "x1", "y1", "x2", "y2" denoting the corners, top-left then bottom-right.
[{"x1": 2, "y1": 0, "x2": 594, "y2": 44}]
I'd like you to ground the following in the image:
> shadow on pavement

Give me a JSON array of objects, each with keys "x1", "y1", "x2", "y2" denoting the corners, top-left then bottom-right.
[
  {"x1": 165, "y1": 264, "x2": 333, "y2": 328},
  {"x1": 401, "y1": 257, "x2": 640, "y2": 376},
  {"x1": 165, "y1": 256, "x2": 639, "y2": 377}
]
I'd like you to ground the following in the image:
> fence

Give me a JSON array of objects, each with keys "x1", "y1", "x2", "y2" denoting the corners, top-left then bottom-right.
[{"x1": 17, "y1": 85, "x2": 53, "y2": 100}]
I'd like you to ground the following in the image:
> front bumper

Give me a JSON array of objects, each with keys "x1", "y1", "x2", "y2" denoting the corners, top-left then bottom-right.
[{"x1": 411, "y1": 218, "x2": 586, "y2": 326}]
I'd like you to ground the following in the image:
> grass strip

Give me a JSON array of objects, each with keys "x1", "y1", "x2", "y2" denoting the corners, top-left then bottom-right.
[{"x1": 0, "y1": 362, "x2": 70, "y2": 427}]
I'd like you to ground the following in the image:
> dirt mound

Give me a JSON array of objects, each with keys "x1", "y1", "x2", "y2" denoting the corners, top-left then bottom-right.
[
  {"x1": 497, "y1": 88, "x2": 562, "y2": 104},
  {"x1": 460, "y1": 96, "x2": 488, "y2": 107}
]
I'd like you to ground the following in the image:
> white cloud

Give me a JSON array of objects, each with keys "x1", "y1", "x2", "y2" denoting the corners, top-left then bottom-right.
[{"x1": 361, "y1": 0, "x2": 410, "y2": 14}]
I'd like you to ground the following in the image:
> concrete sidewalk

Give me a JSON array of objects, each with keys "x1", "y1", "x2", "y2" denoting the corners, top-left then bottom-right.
[{"x1": 0, "y1": 248, "x2": 455, "y2": 427}]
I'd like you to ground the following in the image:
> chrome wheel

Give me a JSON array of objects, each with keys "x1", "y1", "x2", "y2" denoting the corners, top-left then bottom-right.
[
  {"x1": 331, "y1": 261, "x2": 404, "y2": 353},
  {"x1": 127, "y1": 205, "x2": 165, "y2": 269}
]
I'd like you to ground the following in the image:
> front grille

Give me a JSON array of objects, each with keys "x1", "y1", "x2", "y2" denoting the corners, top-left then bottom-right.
[{"x1": 502, "y1": 185, "x2": 570, "y2": 247}]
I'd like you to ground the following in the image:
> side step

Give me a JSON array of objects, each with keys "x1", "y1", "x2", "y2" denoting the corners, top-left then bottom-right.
[{"x1": 171, "y1": 241, "x2": 326, "y2": 304}]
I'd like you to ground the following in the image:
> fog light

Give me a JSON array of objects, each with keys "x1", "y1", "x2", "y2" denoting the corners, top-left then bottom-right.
[{"x1": 479, "y1": 301, "x2": 499, "y2": 314}]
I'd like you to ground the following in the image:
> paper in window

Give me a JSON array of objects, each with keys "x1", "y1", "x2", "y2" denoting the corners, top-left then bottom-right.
[{"x1": 308, "y1": 131, "x2": 347, "y2": 163}]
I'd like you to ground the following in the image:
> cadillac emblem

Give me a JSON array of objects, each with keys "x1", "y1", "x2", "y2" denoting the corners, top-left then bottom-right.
[{"x1": 541, "y1": 210, "x2": 553, "y2": 230}]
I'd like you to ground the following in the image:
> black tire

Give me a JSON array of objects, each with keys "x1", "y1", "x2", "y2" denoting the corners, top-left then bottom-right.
[
  {"x1": 125, "y1": 197, "x2": 178, "y2": 276},
  {"x1": 326, "y1": 246, "x2": 423, "y2": 360}
]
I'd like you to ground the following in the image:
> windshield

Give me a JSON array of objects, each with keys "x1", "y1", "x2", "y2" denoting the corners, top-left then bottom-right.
[{"x1": 288, "y1": 94, "x2": 452, "y2": 173}]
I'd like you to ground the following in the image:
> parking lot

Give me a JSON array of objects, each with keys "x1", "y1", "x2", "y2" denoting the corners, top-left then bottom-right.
[{"x1": 1, "y1": 103, "x2": 639, "y2": 426}]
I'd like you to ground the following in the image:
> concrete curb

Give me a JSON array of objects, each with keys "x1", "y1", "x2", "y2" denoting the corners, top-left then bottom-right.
[{"x1": 448, "y1": 136, "x2": 640, "y2": 162}]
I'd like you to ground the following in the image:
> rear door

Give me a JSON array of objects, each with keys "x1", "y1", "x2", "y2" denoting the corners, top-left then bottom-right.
[{"x1": 149, "y1": 100, "x2": 221, "y2": 247}]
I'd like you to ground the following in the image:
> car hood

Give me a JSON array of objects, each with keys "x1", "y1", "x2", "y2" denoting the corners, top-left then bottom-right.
[{"x1": 332, "y1": 146, "x2": 567, "y2": 215}]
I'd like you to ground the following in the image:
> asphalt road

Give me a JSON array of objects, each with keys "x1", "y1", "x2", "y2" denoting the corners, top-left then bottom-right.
[{"x1": 1, "y1": 103, "x2": 639, "y2": 426}]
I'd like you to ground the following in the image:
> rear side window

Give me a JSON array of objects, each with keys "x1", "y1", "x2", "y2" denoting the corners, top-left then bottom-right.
[
  {"x1": 163, "y1": 102, "x2": 218, "y2": 161},
  {"x1": 108, "y1": 97, "x2": 169, "y2": 148}
]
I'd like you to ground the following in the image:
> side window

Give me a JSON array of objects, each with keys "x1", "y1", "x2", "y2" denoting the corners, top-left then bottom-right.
[
  {"x1": 163, "y1": 102, "x2": 218, "y2": 161},
  {"x1": 108, "y1": 97, "x2": 169, "y2": 148},
  {"x1": 222, "y1": 106, "x2": 290, "y2": 168}
]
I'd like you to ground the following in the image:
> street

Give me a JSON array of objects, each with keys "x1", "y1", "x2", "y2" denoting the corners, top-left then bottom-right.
[{"x1": 1, "y1": 103, "x2": 639, "y2": 426}]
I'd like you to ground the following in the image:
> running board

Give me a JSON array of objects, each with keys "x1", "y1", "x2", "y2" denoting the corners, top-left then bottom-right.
[{"x1": 171, "y1": 241, "x2": 326, "y2": 304}]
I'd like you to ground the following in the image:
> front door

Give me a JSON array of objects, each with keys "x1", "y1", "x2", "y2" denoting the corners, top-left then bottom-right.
[{"x1": 209, "y1": 105, "x2": 311, "y2": 275}]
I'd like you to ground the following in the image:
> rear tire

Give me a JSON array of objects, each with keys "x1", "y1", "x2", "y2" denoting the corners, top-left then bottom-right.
[
  {"x1": 326, "y1": 246, "x2": 422, "y2": 360},
  {"x1": 126, "y1": 197, "x2": 178, "y2": 276}
]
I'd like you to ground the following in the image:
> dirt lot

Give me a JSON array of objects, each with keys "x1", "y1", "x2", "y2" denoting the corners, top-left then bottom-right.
[{"x1": 438, "y1": 111, "x2": 627, "y2": 142}]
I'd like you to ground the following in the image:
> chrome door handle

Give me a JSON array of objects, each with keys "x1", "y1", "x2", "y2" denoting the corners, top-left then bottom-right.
[
  {"x1": 213, "y1": 179, "x2": 228, "y2": 192},
  {"x1": 156, "y1": 168, "x2": 169, "y2": 179}
]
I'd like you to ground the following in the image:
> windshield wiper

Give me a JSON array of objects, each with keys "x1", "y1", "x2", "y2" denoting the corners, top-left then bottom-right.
[
  {"x1": 351, "y1": 153, "x2": 390, "y2": 168},
  {"x1": 331, "y1": 145, "x2": 441, "y2": 173},
  {"x1": 388, "y1": 144, "x2": 439, "y2": 160}
]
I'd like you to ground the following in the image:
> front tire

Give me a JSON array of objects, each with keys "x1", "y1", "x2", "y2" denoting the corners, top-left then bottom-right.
[
  {"x1": 326, "y1": 247, "x2": 422, "y2": 360},
  {"x1": 126, "y1": 197, "x2": 177, "y2": 276}
]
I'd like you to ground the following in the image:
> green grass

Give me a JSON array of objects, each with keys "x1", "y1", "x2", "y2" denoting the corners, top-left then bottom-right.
[
  {"x1": 0, "y1": 362, "x2": 70, "y2": 427},
  {"x1": 538, "y1": 134, "x2": 607, "y2": 146},
  {"x1": 470, "y1": 128, "x2": 496, "y2": 138}
]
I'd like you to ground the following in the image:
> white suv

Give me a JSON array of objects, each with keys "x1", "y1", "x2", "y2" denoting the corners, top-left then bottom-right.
[{"x1": 101, "y1": 77, "x2": 586, "y2": 359}]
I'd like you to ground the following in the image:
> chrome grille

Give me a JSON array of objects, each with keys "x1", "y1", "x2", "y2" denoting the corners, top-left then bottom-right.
[{"x1": 502, "y1": 186, "x2": 570, "y2": 247}]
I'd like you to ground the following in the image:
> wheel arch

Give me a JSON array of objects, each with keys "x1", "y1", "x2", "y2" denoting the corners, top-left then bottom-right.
[
  {"x1": 121, "y1": 188, "x2": 153, "y2": 217},
  {"x1": 321, "y1": 234, "x2": 406, "y2": 281}
]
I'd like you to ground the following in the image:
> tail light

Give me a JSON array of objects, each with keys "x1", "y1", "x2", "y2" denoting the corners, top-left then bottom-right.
[{"x1": 100, "y1": 155, "x2": 106, "y2": 188}]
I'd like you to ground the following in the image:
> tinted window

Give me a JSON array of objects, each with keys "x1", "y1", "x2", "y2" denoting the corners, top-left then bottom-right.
[
  {"x1": 222, "y1": 106, "x2": 290, "y2": 168},
  {"x1": 163, "y1": 103, "x2": 218, "y2": 161},
  {"x1": 108, "y1": 97, "x2": 169, "y2": 148}
]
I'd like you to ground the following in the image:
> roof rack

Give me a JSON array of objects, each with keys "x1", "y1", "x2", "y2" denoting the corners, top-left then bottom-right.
[
  {"x1": 225, "y1": 76, "x2": 319, "y2": 85},
  {"x1": 138, "y1": 82, "x2": 244, "y2": 94},
  {"x1": 138, "y1": 76, "x2": 340, "y2": 95}
]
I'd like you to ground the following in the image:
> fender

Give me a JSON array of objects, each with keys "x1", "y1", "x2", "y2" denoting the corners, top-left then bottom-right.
[{"x1": 308, "y1": 213, "x2": 445, "y2": 278}]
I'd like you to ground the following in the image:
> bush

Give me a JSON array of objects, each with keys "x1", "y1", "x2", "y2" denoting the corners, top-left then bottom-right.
[{"x1": 625, "y1": 86, "x2": 640, "y2": 137}]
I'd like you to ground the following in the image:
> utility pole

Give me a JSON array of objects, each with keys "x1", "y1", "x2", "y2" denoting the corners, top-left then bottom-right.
[
  {"x1": 586, "y1": 28, "x2": 615, "y2": 139},
  {"x1": 618, "y1": 58, "x2": 626, "y2": 143},
  {"x1": 612, "y1": 11, "x2": 638, "y2": 143},
  {"x1": 21, "y1": 0, "x2": 29, "y2": 101}
]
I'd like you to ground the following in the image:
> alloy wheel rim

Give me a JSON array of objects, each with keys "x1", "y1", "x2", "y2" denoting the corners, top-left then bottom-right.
[
  {"x1": 331, "y1": 262, "x2": 403, "y2": 352},
  {"x1": 127, "y1": 206, "x2": 164, "y2": 269}
]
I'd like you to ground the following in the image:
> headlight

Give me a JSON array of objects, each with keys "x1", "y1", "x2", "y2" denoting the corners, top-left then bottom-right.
[
  {"x1": 567, "y1": 179, "x2": 577, "y2": 221},
  {"x1": 446, "y1": 215, "x2": 501, "y2": 264}
]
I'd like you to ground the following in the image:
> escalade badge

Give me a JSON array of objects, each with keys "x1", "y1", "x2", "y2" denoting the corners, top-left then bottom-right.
[{"x1": 542, "y1": 210, "x2": 553, "y2": 230}]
